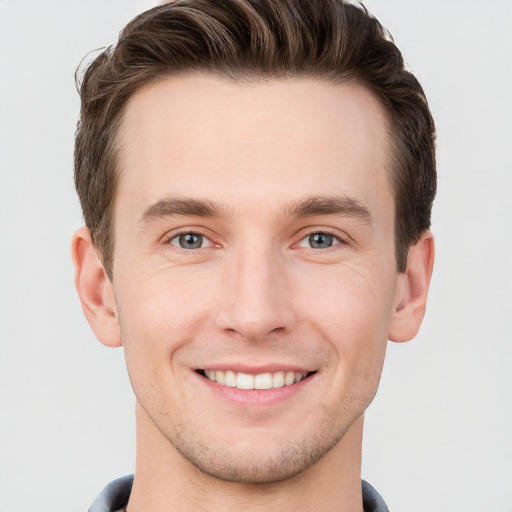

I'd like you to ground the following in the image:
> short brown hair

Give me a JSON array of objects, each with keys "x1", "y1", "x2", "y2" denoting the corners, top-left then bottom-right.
[{"x1": 75, "y1": 0, "x2": 436, "y2": 278}]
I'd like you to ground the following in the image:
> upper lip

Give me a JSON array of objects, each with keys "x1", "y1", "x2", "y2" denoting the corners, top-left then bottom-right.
[{"x1": 196, "y1": 363, "x2": 315, "y2": 374}]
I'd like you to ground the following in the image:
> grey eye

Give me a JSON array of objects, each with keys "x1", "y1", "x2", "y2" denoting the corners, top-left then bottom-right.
[
  {"x1": 308, "y1": 233, "x2": 334, "y2": 249},
  {"x1": 173, "y1": 233, "x2": 204, "y2": 249}
]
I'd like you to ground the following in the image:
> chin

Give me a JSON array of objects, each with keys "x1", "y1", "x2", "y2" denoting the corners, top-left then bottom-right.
[
  {"x1": 178, "y1": 443, "x2": 330, "y2": 484},
  {"x1": 163, "y1": 416, "x2": 352, "y2": 484}
]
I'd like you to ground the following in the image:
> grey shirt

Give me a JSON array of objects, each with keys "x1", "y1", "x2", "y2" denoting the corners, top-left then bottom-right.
[{"x1": 88, "y1": 475, "x2": 390, "y2": 512}]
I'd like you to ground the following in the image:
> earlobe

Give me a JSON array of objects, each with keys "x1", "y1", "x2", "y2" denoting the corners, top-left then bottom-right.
[
  {"x1": 388, "y1": 230, "x2": 435, "y2": 343},
  {"x1": 71, "y1": 227, "x2": 122, "y2": 347}
]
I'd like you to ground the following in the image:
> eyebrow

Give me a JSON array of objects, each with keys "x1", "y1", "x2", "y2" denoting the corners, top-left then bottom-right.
[
  {"x1": 285, "y1": 195, "x2": 373, "y2": 223},
  {"x1": 140, "y1": 194, "x2": 372, "y2": 224},
  {"x1": 140, "y1": 197, "x2": 224, "y2": 223}
]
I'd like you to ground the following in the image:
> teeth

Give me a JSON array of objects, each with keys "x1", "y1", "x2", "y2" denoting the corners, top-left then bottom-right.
[
  {"x1": 237, "y1": 372, "x2": 254, "y2": 389},
  {"x1": 224, "y1": 370, "x2": 237, "y2": 387},
  {"x1": 272, "y1": 371, "x2": 284, "y2": 388},
  {"x1": 216, "y1": 370, "x2": 225, "y2": 385},
  {"x1": 254, "y1": 372, "x2": 272, "y2": 389},
  {"x1": 204, "y1": 369, "x2": 309, "y2": 389},
  {"x1": 284, "y1": 371, "x2": 295, "y2": 386}
]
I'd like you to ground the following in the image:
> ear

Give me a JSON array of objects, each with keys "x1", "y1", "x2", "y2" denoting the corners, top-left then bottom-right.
[
  {"x1": 388, "y1": 230, "x2": 435, "y2": 343},
  {"x1": 71, "y1": 227, "x2": 121, "y2": 347}
]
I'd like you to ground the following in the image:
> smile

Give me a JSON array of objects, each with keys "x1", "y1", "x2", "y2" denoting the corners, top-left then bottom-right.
[{"x1": 200, "y1": 369, "x2": 311, "y2": 390}]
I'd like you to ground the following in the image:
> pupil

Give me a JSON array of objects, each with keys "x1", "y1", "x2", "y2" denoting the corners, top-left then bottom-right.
[
  {"x1": 309, "y1": 233, "x2": 333, "y2": 249},
  {"x1": 179, "y1": 233, "x2": 202, "y2": 249}
]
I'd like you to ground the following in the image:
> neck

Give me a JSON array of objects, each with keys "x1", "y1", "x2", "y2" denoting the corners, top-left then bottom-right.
[{"x1": 127, "y1": 404, "x2": 365, "y2": 512}]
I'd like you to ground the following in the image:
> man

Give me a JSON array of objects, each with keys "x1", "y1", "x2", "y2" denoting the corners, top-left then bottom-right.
[{"x1": 71, "y1": 0, "x2": 436, "y2": 510}]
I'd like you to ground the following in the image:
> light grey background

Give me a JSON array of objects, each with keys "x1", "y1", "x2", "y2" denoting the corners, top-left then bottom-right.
[{"x1": 0, "y1": 1, "x2": 510, "y2": 511}]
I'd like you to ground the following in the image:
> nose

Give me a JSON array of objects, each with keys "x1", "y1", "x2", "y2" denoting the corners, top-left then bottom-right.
[{"x1": 215, "y1": 246, "x2": 297, "y2": 342}]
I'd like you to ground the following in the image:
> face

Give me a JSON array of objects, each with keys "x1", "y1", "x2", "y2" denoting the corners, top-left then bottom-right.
[{"x1": 111, "y1": 74, "x2": 401, "y2": 483}]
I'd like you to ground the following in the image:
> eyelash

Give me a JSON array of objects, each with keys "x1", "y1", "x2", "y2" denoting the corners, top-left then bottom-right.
[
  {"x1": 163, "y1": 230, "x2": 216, "y2": 250},
  {"x1": 163, "y1": 228, "x2": 348, "y2": 251},
  {"x1": 294, "y1": 228, "x2": 348, "y2": 249}
]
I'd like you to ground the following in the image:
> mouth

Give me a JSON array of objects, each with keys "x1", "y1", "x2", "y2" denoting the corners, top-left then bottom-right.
[{"x1": 197, "y1": 369, "x2": 315, "y2": 390}]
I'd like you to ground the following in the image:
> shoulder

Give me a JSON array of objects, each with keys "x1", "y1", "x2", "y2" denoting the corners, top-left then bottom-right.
[
  {"x1": 88, "y1": 475, "x2": 133, "y2": 512},
  {"x1": 362, "y1": 480, "x2": 390, "y2": 512}
]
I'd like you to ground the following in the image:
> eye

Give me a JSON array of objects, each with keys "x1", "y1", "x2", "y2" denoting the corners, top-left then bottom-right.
[
  {"x1": 169, "y1": 232, "x2": 210, "y2": 250},
  {"x1": 297, "y1": 232, "x2": 342, "y2": 249}
]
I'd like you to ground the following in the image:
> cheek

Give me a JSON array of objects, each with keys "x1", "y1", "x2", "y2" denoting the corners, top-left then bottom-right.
[
  {"x1": 117, "y1": 267, "x2": 218, "y2": 374},
  {"x1": 294, "y1": 262, "x2": 395, "y2": 382},
  {"x1": 119, "y1": 260, "x2": 217, "y2": 328},
  {"x1": 296, "y1": 259, "x2": 396, "y2": 335}
]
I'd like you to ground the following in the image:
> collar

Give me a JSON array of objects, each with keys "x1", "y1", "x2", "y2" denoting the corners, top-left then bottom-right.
[{"x1": 88, "y1": 475, "x2": 389, "y2": 512}]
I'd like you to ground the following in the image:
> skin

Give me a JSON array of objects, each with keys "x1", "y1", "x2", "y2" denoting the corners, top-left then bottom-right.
[{"x1": 72, "y1": 74, "x2": 434, "y2": 512}]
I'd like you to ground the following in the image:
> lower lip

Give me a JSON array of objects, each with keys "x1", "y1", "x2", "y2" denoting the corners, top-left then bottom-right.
[{"x1": 196, "y1": 372, "x2": 314, "y2": 406}]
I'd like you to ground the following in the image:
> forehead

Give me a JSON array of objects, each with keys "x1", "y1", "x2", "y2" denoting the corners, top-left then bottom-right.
[{"x1": 115, "y1": 74, "x2": 393, "y2": 219}]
